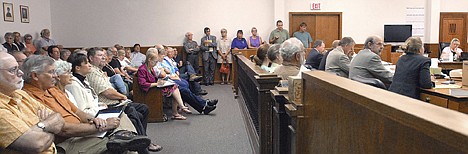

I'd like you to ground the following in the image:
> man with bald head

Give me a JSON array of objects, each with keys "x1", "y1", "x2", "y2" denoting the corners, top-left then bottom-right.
[
  {"x1": 0, "y1": 51, "x2": 65, "y2": 153},
  {"x1": 349, "y1": 35, "x2": 393, "y2": 84}
]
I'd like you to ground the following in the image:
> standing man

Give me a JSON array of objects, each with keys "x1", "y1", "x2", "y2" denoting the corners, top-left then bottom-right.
[
  {"x1": 305, "y1": 40, "x2": 325, "y2": 70},
  {"x1": 293, "y1": 22, "x2": 313, "y2": 48},
  {"x1": 269, "y1": 20, "x2": 290, "y2": 44},
  {"x1": 325, "y1": 37, "x2": 356, "y2": 78},
  {"x1": 200, "y1": 27, "x2": 217, "y2": 86},
  {"x1": 184, "y1": 32, "x2": 200, "y2": 74},
  {"x1": 349, "y1": 35, "x2": 393, "y2": 84}
]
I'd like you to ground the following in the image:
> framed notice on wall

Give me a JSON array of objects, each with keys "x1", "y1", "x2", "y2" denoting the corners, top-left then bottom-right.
[
  {"x1": 3, "y1": 2, "x2": 13, "y2": 22},
  {"x1": 20, "y1": 5, "x2": 29, "y2": 23}
]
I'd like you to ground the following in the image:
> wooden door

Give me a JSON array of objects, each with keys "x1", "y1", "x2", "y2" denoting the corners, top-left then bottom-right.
[
  {"x1": 289, "y1": 12, "x2": 342, "y2": 48},
  {"x1": 439, "y1": 13, "x2": 467, "y2": 52}
]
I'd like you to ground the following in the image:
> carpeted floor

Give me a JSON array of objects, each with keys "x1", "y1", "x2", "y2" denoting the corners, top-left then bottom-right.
[{"x1": 146, "y1": 84, "x2": 253, "y2": 154}]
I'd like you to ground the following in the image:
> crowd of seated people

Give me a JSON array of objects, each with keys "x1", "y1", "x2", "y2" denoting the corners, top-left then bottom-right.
[{"x1": 0, "y1": 22, "x2": 442, "y2": 153}]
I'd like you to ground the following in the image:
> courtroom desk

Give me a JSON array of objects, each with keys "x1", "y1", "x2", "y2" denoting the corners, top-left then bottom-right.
[
  {"x1": 439, "y1": 61, "x2": 463, "y2": 70},
  {"x1": 420, "y1": 80, "x2": 468, "y2": 114}
]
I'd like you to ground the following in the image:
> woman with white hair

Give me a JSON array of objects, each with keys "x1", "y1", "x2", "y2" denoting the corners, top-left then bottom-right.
[{"x1": 54, "y1": 60, "x2": 78, "y2": 106}]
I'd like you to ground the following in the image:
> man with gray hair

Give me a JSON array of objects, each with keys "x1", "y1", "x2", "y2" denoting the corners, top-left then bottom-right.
[
  {"x1": 0, "y1": 51, "x2": 65, "y2": 153},
  {"x1": 36, "y1": 29, "x2": 57, "y2": 51},
  {"x1": 184, "y1": 32, "x2": 201, "y2": 74},
  {"x1": 349, "y1": 35, "x2": 393, "y2": 84},
  {"x1": 274, "y1": 38, "x2": 306, "y2": 80},
  {"x1": 325, "y1": 37, "x2": 356, "y2": 77}
]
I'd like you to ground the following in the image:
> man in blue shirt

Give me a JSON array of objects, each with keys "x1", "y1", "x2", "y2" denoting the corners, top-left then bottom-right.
[{"x1": 293, "y1": 22, "x2": 313, "y2": 48}]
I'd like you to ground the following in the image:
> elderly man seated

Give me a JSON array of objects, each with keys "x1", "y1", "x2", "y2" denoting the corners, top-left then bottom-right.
[
  {"x1": 20, "y1": 55, "x2": 151, "y2": 153},
  {"x1": 349, "y1": 35, "x2": 393, "y2": 84},
  {"x1": 0, "y1": 51, "x2": 64, "y2": 153},
  {"x1": 325, "y1": 37, "x2": 356, "y2": 77},
  {"x1": 274, "y1": 38, "x2": 306, "y2": 80}
]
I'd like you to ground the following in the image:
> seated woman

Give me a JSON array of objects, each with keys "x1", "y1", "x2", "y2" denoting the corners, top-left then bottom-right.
[
  {"x1": 440, "y1": 38, "x2": 464, "y2": 61},
  {"x1": 253, "y1": 44, "x2": 271, "y2": 71},
  {"x1": 389, "y1": 37, "x2": 433, "y2": 99},
  {"x1": 138, "y1": 50, "x2": 218, "y2": 115},
  {"x1": 102, "y1": 50, "x2": 128, "y2": 95},
  {"x1": 265, "y1": 44, "x2": 283, "y2": 73},
  {"x1": 231, "y1": 30, "x2": 248, "y2": 49},
  {"x1": 247, "y1": 27, "x2": 263, "y2": 48}
]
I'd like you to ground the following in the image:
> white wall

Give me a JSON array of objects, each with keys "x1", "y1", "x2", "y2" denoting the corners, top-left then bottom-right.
[
  {"x1": 0, "y1": 0, "x2": 51, "y2": 42},
  {"x1": 50, "y1": 0, "x2": 274, "y2": 47},
  {"x1": 440, "y1": 0, "x2": 468, "y2": 12},
  {"x1": 283, "y1": 0, "x2": 425, "y2": 44}
]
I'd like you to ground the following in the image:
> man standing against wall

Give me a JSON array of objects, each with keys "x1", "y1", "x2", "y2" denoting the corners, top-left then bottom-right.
[
  {"x1": 184, "y1": 32, "x2": 200, "y2": 74},
  {"x1": 200, "y1": 27, "x2": 217, "y2": 86},
  {"x1": 269, "y1": 20, "x2": 290, "y2": 44},
  {"x1": 293, "y1": 22, "x2": 313, "y2": 48}
]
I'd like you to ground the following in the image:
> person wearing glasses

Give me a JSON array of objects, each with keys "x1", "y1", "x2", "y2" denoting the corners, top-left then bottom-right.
[
  {"x1": 3, "y1": 32, "x2": 19, "y2": 52},
  {"x1": 349, "y1": 35, "x2": 393, "y2": 84},
  {"x1": 200, "y1": 27, "x2": 217, "y2": 86},
  {"x1": 23, "y1": 34, "x2": 37, "y2": 54}
]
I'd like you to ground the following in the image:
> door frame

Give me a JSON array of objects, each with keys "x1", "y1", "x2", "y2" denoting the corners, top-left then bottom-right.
[
  {"x1": 439, "y1": 12, "x2": 468, "y2": 52},
  {"x1": 289, "y1": 12, "x2": 342, "y2": 40}
]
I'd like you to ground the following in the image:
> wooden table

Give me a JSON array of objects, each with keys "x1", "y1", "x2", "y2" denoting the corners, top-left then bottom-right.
[
  {"x1": 420, "y1": 79, "x2": 468, "y2": 114},
  {"x1": 438, "y1": 61, "x2": 463, "y2": 70}
]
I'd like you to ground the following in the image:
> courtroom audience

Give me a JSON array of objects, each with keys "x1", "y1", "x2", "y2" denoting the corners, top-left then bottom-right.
[
  {"x1": 23, "y1": 34, "x2": 37, "y2": 54},
  {"x1": 305, "y1": 40, "x2": 326, "y2": 70},
  {"x1": 13, "y1": 32, "x2": 26, "y2": 51},
  {"x1": 3, "y1": 32, "x2": 19, "y2": 52},
  {"x1": 349, "y1": 35, "x2": 393, "y2": 84},
  {"x1": 0, "y1": 51, "x2": 65, "y2": 153},
  {"x1": 318, "y1": 40, "x2": 340, "y2": 71},
  {"x1": 231, "y1": 30, "x2": 248, "y2": 49},
  {"x1": 218, "y1": 28, "x2": 232, "y2": 84},
  {"x1": 36, "y1": 29, "x2": 57, "y2": 51},
  {"x1": 254, "y1": 44, "x2": 271, "y2": 70},
  {"x1": 21, "y1": 55, "x2": 151, "y2": 153},
  {"x1": 184, "y1": 32, "x2": 201, "y2": 74},
  {"x1": 275, "y1": 38, "x2": 305, "y2": 80},
  {"x1": 265, "y1": 44, "x2": 283, "y2": 73},
  {"x1": 200, "y1": 27, "x2": 217, "y2": 86},
  {"x1": 10, "y1": 50, "x2": 27, "y2": 67},
  {"x1": 293, "y1": 22, "x2": 313, "y2": 48},
  {"x1": 247, "y1": 27, "x2": 263, "y2": 48},
  {"x1": 118, "y1": 49, "x2": 138, "y2": 72},
  {"x1": 102, "y1": 49, "x2": 129, "y2": 95},
  {"x1": 325, "y1": 37, "x2": 355, "y2": 77},
  {"x1": 54, "y1": 61, "x2": 78, "y2": 106},
  {"x1": 389, "y1": 37, "x2": 433, "y2": 99},
  {"x1": 440, "y1": 38, "x2": 464, "y2": 61},
  {"x1": 269, "y1": 20, "x2": 290, "y2": 44}
]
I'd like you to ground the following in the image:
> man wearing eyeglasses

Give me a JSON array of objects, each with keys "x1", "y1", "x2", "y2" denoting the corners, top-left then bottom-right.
[
  {"x1": 0, "y1": 51, "x2": 65, "y2": 153},
  {"x1": 200, "y1": 27, "x2": 217, "y2": 86},
  {"x1": 349, "y1": 35, "x2": 393, "y2": 84}
]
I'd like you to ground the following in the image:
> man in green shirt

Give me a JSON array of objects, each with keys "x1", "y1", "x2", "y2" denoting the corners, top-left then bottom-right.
[
  {"x1": 269, "y1": 20, "x2": 290, "y2": 44},
  {"x1": 293, "y1": 22, "x2": 313, "y2": 48}
]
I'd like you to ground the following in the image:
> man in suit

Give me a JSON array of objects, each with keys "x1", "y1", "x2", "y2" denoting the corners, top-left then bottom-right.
[
  {"x1": 325, "y1": 37, "x2": 355, "y2": 77},
  {"x1": 305, "y1": 40, "x2": 325, "y2": 70},
  {"x1": 200, "y1": 27, "x2": 217, "y2": 85},
  {"x1": 349, "y1": 36, "x2": 393, "y2": 84},
  {"x1": 318, "y1": 40, "x2": 340, "y2": 70}
]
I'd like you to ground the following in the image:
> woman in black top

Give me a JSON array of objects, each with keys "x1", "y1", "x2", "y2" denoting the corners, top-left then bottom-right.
[{"x1": 389, "y1": 37, "x2": 433, "y2": 99}]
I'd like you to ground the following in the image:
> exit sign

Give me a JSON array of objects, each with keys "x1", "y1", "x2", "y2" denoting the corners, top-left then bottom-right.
[{"x1": 311, "y1": 3, "x2": 321, "y2": 10}]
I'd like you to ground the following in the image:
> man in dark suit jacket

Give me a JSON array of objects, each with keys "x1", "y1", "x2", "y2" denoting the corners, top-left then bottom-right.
[
  {"x1": 305, "y1": 40, "x2": 325, "y2": 69},
  {"x1": 200, "y1": 27, "x2": 217, "y2": 85},
  {"x1": 349, "y1": 36, "x2": 393, "y2": 84}
]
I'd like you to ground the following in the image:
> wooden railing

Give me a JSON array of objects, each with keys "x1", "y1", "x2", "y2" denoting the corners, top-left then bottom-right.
[
  {"x1": 287, "y1": 71, "x2": 468, "y2": 153},
  {"x1": 234, "y1": 54, "x2": 281, "y2": 154}
]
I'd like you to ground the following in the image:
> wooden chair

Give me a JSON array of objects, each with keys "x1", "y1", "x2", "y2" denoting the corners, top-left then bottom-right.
[{"x1": 132, "y1": 75, "x2": 166, "y2": 122}]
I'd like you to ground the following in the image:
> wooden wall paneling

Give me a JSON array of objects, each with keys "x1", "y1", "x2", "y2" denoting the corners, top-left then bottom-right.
[
  {"x1": 424, "y1": 43, "x2": 440, "y2": 58},
  {"x1": 298, "y1": 71, "x2": 468, "y2": 153},
  {"x1": 289, "y1": 12, "x2": 342, "y2": 48},
  {"x1": 440, "y1": 13, "x2": 468, "y2": 52}
]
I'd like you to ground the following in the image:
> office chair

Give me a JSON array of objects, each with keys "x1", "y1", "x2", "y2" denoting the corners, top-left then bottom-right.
[
  {"x1": 350, "y1": 75, "x2": 387, "y2": 90},
  {"x1": 439, "y1": 42, "x2": 451, "y2": 59}
]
